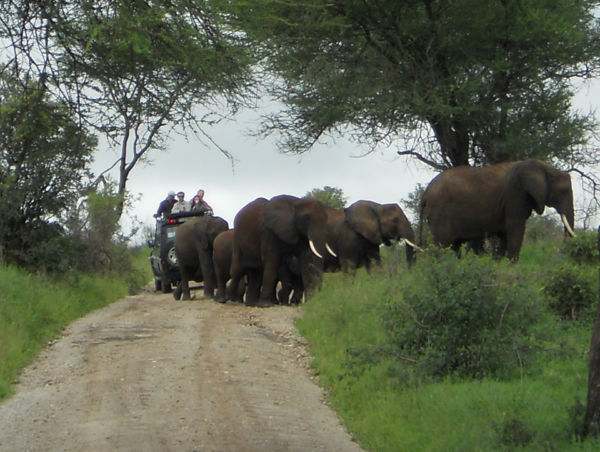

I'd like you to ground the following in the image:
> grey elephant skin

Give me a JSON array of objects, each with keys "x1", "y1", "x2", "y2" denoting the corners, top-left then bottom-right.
[
  {"x1": 324, "y1": 200, "x2": 416, "y2": 272},
  {"x1": 421, "y1": 159, "x2": 575, "y2": 261},
  {"x1": 229, "y1": 195, "x2": 330, "y2": 307},
  {"x1": 174, "y1": 215, "x2": 229, "y2": 300}
]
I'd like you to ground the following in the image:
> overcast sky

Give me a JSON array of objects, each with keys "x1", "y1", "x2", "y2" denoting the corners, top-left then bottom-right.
[{"x1": 93, "y1": 79, "x2": 600, "y2": 242}]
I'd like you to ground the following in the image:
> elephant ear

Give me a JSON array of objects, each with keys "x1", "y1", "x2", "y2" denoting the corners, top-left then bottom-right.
[
  {"x1": 345, "y1": 200, "x2": 383, "y2": 244},
  {"x1": 264, "y1": 195, "x2": 299, "y2": 244},
  {"x1": 515, "y1": 160, "x2": 547, "y2": 215},
  {"x1": 193, "y1": 219, "x2": 211, "y2": 250},
  {"x1": 204, "y1": 217, "x2": 229, "y2": 249}
]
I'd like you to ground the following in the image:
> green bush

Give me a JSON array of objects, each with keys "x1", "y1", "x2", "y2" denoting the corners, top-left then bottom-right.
[
  {"x1": 544, "y1": 265, "x2": 596, "y2": 320},
  {"x1": 562, "y1": 230, "x2": 599, "y2": 264},
  {"x1": 383, "y1": 251, "x2": 542, "y2": 380},
  {"x1": 525, "y1": 215, "x2": 565, "y2": 243}
]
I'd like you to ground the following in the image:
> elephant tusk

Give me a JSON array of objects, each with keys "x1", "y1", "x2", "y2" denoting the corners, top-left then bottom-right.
[
  {"x1": 309, "y1": 239, "x2": 323, "y2": 259},
  {"x1": 326, "y1": 243, "x2": 337, "y2": 258},
  {"x1": 561, "y1": 214, "x2": 576, "y2": 237},
  {"x1": 402, "y1": 238, "x2": 423, "y2": 251}
]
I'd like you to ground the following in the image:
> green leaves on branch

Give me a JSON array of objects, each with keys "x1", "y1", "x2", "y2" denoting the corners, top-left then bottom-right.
[{"x1": 235, "y1": 0, "x2": 600, "y2": 169}]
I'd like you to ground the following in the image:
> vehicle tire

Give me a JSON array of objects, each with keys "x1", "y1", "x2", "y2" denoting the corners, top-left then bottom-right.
[
  {"x1": 154, "y1": 278, "x2": 162, "y2": 292},
  {"x1": 161, "y1": 276, "x2": 172, "y2": 293}
]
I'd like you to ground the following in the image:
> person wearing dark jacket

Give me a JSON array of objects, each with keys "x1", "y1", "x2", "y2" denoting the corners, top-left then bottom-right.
[{"x1": 154, "y1": 191, "x2": 176, "y2": 218}]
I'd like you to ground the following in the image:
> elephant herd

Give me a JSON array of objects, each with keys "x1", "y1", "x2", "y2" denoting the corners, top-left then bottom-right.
[
  {"x1": 173, "y1": 194, "x2": 417, "y2": 306},
  {"x1": 172, "y1": 159, "x2": 576, "y2": 306}
]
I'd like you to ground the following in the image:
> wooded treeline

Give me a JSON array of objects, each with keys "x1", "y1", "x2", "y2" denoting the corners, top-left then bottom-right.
[{"x1": 1, "y1": 0, "x2": 600, "y2": 266}]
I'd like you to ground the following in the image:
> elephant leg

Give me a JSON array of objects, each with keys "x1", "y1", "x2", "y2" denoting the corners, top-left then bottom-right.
[
  {"x1": 214, "y1": 268, "x2": 228, "y2": 303},
  {"x1": 364, "y1": 246, "x2": 381, "y2": 273},
  {"x1": 200, "y1": 253, "x2": 216, "y2": 298},
  {"x1": 451, "y1": 240, "x2": 465, "y2": 258},
  {"x1": 173, "y1": 282, "x2": 182, "y2": 301},
  {"x1": 506, "y1": 223, "x2": 526, "y2": 262},
  {"x1": 178, "y1": 269, "x2": 193, "y2": 301},
  {"x1": 258, "y1": 260, "x2": 278, "y2": 307},
  {"x1": 245, "y1": 269, "x2": 262, "y2": 306},
  {"x1": 491, "y1": 234, "x2": 508, "y2": 259},
  {"x1": 289, "y1": 276, "x2": 304, "y2": 305},
  {"x1": 277, "y1": 282, "x2": 291, "y2": 305},
  {"x1": 467, "y1": 238, "x2": 485, "y2": 255},
  {"x1": 225, "y1": 277, "x2": 246, "y2": 303},
  {"x1": 298, "y1": 250, "x2": 323, "y2": 301},
  {"x1": 276, "y1": 264, "x2": 294, "y2": 305},
  {"x1": 228, "y1": 251, "x2": 245, "y2": 302}
]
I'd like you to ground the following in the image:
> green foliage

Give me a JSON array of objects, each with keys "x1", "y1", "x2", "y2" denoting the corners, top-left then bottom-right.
[
  {"x1": 544, "y1": 265, "x2": 596, "y2": 320},
  {"x1": 305, "y1": 185, "x2": 347, "y2": 209},
  {"x1": 236, "y1": 0, "x2": 600, "y2": 170},
  {"x1": 562, "y1": 230, "x2": 600, "y2": 263},
  {"x1": 1, "y1": 0, "x2": 256, "y2": 224},
  {"x1": 525, "y1": 215, "x2": 567, "y2": 243},
  {"x1": 383, "y1": 251, "x2": 542, "y2": 380},
  {"x1": 401, "y1": 183, "x2": 425, "y2": 224},
  {"x1": 299, "y1": 233, "x2": 599, "y2": 451},
  {"x1": 0, "y1": 78, "x2": 95, "y2": 267},
  {"x1": 0, "y1": 249, "x2": 151, "y2": 401}
]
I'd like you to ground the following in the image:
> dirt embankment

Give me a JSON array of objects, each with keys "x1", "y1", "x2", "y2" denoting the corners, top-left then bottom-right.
[{"x1": 0, "y1": 285, "x2": 364, "y2": 452}]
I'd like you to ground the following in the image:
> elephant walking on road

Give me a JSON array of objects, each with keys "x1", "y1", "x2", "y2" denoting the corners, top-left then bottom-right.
[
  {"x1": 174, "y1": 215, "x2": 229, "y2": 300},
  {"x1": 229, "y1": 195, "x2": 333, "y2": 307},
  {"x1": 421, "y1": 159, "x2": 576, "y2": 261},
  {"x1": 324, "y1": 200, "x2": 417, "y2": 272}
]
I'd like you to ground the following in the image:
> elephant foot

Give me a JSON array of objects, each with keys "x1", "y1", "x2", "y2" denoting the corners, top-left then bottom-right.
[
  {"x1": 290, "y1": 296, "x2": 302, "y2": 305},
  {"x1": 255, "y1": 299, "x2": 275, "y2": 308},
  {"x1": 214, "y1": 294, "x2": 227, "y2": 303},
  {"x1": 173, "y1": 286, "x2": 182, "y2": 300}
]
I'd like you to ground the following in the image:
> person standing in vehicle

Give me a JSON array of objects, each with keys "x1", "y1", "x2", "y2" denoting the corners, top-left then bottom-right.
[
  {"x1": 191, "y1": 189, "x2": 213, "y2": 215},
  {"x1": 171, "y1": 191, "x2": 191, "y2": 214},
  {"x1": 153, "y1": 191, "x2": 176, "y2": 219}
]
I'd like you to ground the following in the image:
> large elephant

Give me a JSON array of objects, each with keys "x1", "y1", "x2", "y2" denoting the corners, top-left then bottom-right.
[
  {"x1": 421, "y1": 159, "x2": 576, "y2": 261},
  {"x1": 228, "y1": 195, "x2": 332, "y2": 307},
  {"x1": 324, "y1": 200, "x2": 417, "y2": 272},
  {"x1": 173, "y1": 215, "x2": 229, "y2": 300}
]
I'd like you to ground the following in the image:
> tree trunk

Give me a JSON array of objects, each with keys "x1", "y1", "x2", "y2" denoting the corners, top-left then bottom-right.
[{"x1": 583, "y1": 226, "x2": 600, "y2": 437}]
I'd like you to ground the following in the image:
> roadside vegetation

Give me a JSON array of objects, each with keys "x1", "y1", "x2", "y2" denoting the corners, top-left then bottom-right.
[
  {"x1": 298, "y1": 219, "x2": 600, "y2": 451},
  {"x1": 0, "y1": 248, "x2": 152, "y2": 401}
]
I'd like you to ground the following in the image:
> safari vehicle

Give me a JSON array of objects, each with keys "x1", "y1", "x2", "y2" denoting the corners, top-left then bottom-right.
[{"x1": 148, "y1": 211, "x2": 206, "y2": 293}]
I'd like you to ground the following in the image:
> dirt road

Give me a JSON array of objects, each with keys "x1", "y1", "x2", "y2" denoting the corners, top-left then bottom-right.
[{"x1": 0, "y1": 285, "x2": 364, "y2": 452}]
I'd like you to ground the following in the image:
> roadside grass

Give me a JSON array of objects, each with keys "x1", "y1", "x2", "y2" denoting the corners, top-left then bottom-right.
[
  {"x1": 297, "y1": 235, "x2": 600, "y2": 451},
  {"x1": 0, "y1": 247, "x2": 152, "y2": 401}
]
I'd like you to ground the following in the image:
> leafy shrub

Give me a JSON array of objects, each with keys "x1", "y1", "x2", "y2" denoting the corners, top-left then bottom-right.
[
  {"x1": 562, "y1": 230, "x2": 599, "y2": 264},
  {"x1": 496, "y1": 416, "x2": 533, "y2": 448},
  {"x1": 544, "y1": 265, "x2": 595, "y2": 320},
  {"x1": 525, "y1": 215, "x2": 565, "y2": 243},
  {"x1": 383, "y1": 251, "x2": 542, "y2": 380}
]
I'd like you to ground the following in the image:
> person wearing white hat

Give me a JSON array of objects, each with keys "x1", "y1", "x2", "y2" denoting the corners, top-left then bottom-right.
[{"x1": 153, "y1": 191, "x2": 177, "y2": 218}]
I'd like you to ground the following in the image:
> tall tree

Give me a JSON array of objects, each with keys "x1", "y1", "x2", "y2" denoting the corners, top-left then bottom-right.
[
  {"x1": 235, "y1": 0, "x2": 600, "y2": 171},
  {"x1": 305, "y1": 186, "x2": 347, "y2": 209},
  {"x1": 1, "y1": 0, "x2": 256, "y2": 219},
  {"x1": 0, "y1": 77, "x2": 96, "y2": 266}
]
